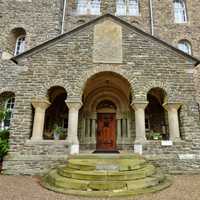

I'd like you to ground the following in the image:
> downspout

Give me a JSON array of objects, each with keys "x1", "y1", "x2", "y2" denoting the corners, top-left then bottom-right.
[
  {"x1": 61, "y1": 0, "x2": 67, "y2": 34},
  {"x1": 149, "y1": 0, "x2": 154, "y2": 36}
]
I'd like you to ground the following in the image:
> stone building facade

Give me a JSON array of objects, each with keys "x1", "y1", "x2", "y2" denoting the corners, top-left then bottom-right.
[{"x1": 0, "y1": 0, "x2": 200, "y2": 175}]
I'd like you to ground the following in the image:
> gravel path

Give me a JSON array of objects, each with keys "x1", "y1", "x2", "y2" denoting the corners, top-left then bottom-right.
[{"x1": 0, "y1": 175, "x2": 199, "y2": 200}]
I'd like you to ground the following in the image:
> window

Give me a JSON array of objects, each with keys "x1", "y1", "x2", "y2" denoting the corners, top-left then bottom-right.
[
  {"x1": 77, "y1": 0, "x2": 101, "y2": 15},
  {"x1": 174, "y1": 0, "x2": 187, "y2": 23},
  {"x1": 178, "y1": 40, "x2": 192, "y2": 54},
  {"x1": 0, "y1": 97, "x2": 15, "y2": 129},
  {"x1": 116, "y1": 0, "x2": 139, "y2": 16},
  {"x1": 14, "y1": 35, "x2": 26, "y2": 56}
]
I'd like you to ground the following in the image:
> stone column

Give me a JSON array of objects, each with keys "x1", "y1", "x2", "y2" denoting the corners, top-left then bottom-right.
[
  {"x1": 31, "y1": 98, "x2": 51, "y2": 141},
  {"x1": 163, "y1": 103, "x2": 182, "y2": 142},
  {"x1": 116, "y1": 114, "x2": 122, "y2": 144},
  {"x1": 91, "y1": 112, "x2": 97, "y2": 144},
  {"x1": 131, "y1": 101, "x2": 148, "y2": 144},
  {"x1": 66, "y1": 100, "x2": 82, "y2": 155}
]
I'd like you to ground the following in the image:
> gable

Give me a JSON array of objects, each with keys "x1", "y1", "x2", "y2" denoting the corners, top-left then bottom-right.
[{"x1": 11, "y1": 14, "x2": 199, "y2": 66}]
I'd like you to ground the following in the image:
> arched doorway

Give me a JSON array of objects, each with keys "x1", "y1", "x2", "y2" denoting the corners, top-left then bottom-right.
[
  {"x1": 44, "y1": 86, "x2": 68, "y2": 140},
  {"x1": 80, "y1": 72, "x2": 133, "y2": 151},
  {"x1": 145, "y1": 88, "x2": 169, "y2": 140}
]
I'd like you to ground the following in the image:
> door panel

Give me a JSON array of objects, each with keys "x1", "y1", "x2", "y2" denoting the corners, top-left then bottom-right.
[{"x1": 96, "y1": 113, "x2": 116, "y2": 151}]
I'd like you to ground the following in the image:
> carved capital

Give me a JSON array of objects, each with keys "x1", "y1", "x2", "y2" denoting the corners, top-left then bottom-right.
[
  {"x1": 32, "y1": 98, "x2": 51, "y2": 110},
  {"x1": 163, "y1": 102, "x2": 182, "y2": 111},
  {"x1": 65, "y1": 100, "x2": 82, "y2": 110},
  {"x1": 131, "y1": 101, "x2": 149, "y2": 111}
]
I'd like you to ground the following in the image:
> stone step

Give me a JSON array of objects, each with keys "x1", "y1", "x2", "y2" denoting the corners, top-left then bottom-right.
[
  {"x1": 41, "y1": 154, "x2": 172, "y2": 197},
  {"x1": 67, "y1": 156, "x2": 146, "y2": 171},
  {"x1": 58, "y1": 164, "x2": 155, "y2": 181},
  {"x1": 44, "y1": 169, "x2": 166, "y2": 191}
]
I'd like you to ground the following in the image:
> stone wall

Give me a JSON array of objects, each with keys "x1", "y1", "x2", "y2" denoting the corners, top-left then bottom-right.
[
  {"x1": 0, "y1": 0, "x2": 62, "y2": 55},
  {"x1": 0, "y1": 1, "x2": 200, "y2": 175},
  {"x1": 1, "y1": 17, "x2": 200, "y2": 174}
]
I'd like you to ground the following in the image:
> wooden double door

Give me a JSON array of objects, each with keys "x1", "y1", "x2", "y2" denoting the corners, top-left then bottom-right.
[{"x1": 96, "y1": 113, "x2": 116, "y2": 151}]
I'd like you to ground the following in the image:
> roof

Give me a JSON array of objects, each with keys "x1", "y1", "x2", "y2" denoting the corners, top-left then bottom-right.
[{"x1": 11, "y1": 13, "x2": 200, "y2": 66}]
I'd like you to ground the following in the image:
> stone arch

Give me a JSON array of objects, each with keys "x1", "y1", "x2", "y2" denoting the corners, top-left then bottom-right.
[
  {"x1": 8, "y1": 27, "x2": 26, "y2": 55},
  {"x1": 145, "y1": 87, "x2": 169, "y2": 140},
  {"x1": 143, "y1": 81, "x2": 170, "y2": 101},
  {"x1": 79, "y1": 66, "x2": 134, "y2": 99},
  {"x1": 0, "y1": 87, "x2": 16, "y2": 95},
  {"x1": 39, "y1": 80, "x2": 71, "y2": 99},
  {"x1": 43, "y1": 86, "x2": 68, "y2": 140},
  {"x1": 86, "y1": 88, "x2": 128, "y2": 112},
  {"x1": 79, "y1": 70, "x2": 134, "y2": 148}
]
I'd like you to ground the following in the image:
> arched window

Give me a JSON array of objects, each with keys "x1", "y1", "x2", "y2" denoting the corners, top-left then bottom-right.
[
  {"x1": 178, "y1": 40, "x2": 192, "y2": 54},
  {"x1": 174, "y1": 0, "x2": 187, "y2": 23},
  {"x1": 116, "y1": 0, "x2": 139, "y2": 16},
  {"x1": 0, "y1": 97, "x2": 15, "y2": 129},
  {"x1": 77, "y1": 0, "x2": 101, "y2": 15},
  {"x1": 9, "y1": 28, "x2": 26, "y2": 56},
  {"x1": 14, "y1": 35, "x2": 26, "y2": 56}
]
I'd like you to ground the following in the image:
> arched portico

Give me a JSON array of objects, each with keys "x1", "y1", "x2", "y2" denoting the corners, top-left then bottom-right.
[{"x1": 79, "y1": 71, "x2": 134, "y2": 151}]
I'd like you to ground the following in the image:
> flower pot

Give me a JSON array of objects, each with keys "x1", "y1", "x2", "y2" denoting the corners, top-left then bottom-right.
[{"x1": 53, "y1": 132, "x2": 60, "y2": 140}]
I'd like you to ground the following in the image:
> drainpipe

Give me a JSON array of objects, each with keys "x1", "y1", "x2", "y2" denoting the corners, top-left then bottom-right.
[
  {"x1": 149, "y1": 0, "x2": 154, "y2": 36},
  {"x1": 61, "y1": 0, "x2": 67, "y2": 34}
]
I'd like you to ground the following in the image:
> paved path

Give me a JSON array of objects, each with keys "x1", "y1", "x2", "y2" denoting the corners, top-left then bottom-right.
[{"x1": 0, "y1": 175, "x2": 199, "y2": 200}]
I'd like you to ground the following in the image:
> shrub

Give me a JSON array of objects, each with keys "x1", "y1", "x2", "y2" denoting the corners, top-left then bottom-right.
[{"x1": 0, "y1": 109, "x2": 10, "y2": 160}]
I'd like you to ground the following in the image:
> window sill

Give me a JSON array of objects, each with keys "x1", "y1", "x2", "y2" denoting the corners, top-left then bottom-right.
[
  {"x1": 26, "y1": 139, "x2": 68, "y2": 145},
  {"x1": 75, "y1": 13, "x2": 101, "y2": 16},
  {"x1": 115, "y1": 13, "x2": 140, "y2": 17}
]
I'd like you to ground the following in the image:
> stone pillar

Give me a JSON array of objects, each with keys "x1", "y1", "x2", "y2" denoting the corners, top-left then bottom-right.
[
  {"x1": 66, "y1": 100, "x2": 82, "y2": 155},
  {"x1": 91, "y1": 112, "x2": 97, "y2": 144},
  {"x1": 116, "y1": 114, "x2": 122, "y2": 144},
  {"x1": 163, "y1": 103, "x2": 182, "y2": 142},
  {"x1": 131, "y1": 101, "x2": 148, "y2": 144},
  {"x1": 31, "y1": 98, "x2": 51, "y2": 141}
]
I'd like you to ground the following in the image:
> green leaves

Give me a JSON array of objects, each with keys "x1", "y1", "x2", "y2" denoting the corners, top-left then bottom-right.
[{"x1": 0, "y1": 129, "x2": 9, "y2": 159}]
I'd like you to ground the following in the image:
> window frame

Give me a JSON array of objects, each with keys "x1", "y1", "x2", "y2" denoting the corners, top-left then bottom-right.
[
  {"x1": 77, "y1": 0, "x2": 101, "y2": 15},
  {"x1": 173, "y1": 0, "x2": 188, "y2": 24},
  {"x1": 0, "y1": 97, "x2": 15, "y2": 129},
  {"x1": 14, "y1": 35, "x2": 26, "y2": 56},
  {"x1": 116, "y1": 0, "x2": 140, "y2": 16},
  {"x1": 177, "y1": 40, "x2": 192, "y2": 55}
]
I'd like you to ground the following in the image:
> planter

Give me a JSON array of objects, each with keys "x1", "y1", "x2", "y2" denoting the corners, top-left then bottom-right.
[{"x1": 53, "y1": 132, "x2": 60, "y2": 140}]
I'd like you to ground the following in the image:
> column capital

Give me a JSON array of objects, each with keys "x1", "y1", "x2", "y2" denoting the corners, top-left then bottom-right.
[
  {"x1": 32, "y1": 98, "x2": 51, "y2": 110},
  {"x1": 90, "y1": 112, "x2": 97, "y2": 119},
  {"x1": 131, "y1": 101, "x2": 149, "y2": 110},
  {"x1": 163, "y1": 102, "x2": 182, "y2": 111},
  {"x1": 65, "y1": 100, "x2": 82, "y2": 110}
]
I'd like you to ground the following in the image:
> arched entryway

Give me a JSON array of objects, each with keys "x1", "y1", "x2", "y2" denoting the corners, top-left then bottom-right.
[
  {"x1": 44, "y1": 86, "x2": 68, "y2": 140},
  {"x1": 145, "y1": 87, "x2": 169, "y2": 140},
  {"x1": 80, "y1": 72, "x2": 133, "y2": 151}
]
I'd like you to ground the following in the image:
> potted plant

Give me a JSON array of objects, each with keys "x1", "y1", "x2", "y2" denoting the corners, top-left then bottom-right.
[
  {"x1": 52, "y1": 125, "x2": 65, "y2": 140},
  {"x1": 152, "y1": 132, "x2": 162, "y2": 140}
]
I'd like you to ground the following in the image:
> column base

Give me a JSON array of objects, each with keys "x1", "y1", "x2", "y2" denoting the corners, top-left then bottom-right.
[
  {"x1": 134, "y1": 144, "x2": 143, "y2": 155},
  {"x1": 170, "y1": 137, "x2": 181, "y2": 142},
  {"x1": 134, "y1": 138, "x2": 147, "y2": 144},
  {"x1": 69, "y1": 144, "x2": 79, "y2": 155}
]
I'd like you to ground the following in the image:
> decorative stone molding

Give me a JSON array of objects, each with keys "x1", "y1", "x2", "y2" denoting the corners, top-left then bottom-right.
[
  {"x1": 131, "y1": 101, "x2": 149, "y2": 110},
  {"x1": 32, "y1": 98, "x2": 51, "y2": 110},
  {"x1": 163, "y1": 102, "x2": 182, "y2": 111}
]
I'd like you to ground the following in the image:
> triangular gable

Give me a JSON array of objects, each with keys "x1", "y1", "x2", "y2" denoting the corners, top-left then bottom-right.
[{"x1": 11, "y1": 14, "x2": 200, "y2": 66}]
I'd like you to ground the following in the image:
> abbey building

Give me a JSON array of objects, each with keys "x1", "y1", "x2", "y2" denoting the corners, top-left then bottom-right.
[{"x1": 0, "y1": 0, "x2": 200, "y2": 175}]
